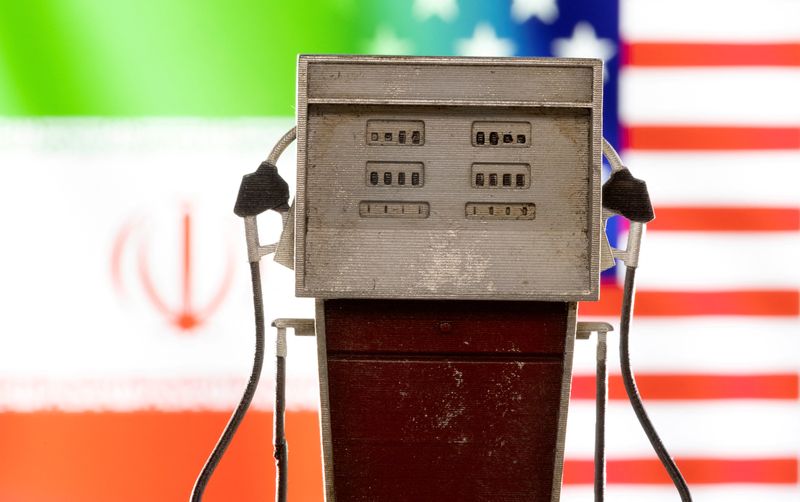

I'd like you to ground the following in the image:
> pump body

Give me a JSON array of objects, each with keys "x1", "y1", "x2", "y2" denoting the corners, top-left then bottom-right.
[{"x1": 285, "y1": 55, "x2": 604, "y2": 501}]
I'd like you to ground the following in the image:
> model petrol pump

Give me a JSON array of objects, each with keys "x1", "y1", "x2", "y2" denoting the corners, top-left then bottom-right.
[{"x1": 191, "y1": 55, "x2": 692, "y2": 502}]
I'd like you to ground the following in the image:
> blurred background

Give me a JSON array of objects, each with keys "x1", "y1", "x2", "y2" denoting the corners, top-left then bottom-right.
[{"x1": 0, "y1": 0, "x2": 798, "y2": 500}]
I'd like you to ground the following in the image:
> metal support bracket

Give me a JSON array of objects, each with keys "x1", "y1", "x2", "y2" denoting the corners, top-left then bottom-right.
[
  {"x1": 271, "y1": 318, "x2": 316, "y2": 358},
  {"x1": 576, "y1": 321, "x2": 614, "y2": 502},
  {"x1": 272, "y1": 318, "x2": 316, "y2": 336},
  {"x1": 268, "y1": 317, "x2": 315, "y2": 502},
  {"x1": 603, "y1": 210, "x2": 644, "y2": 269},
  {"x1": 244, "y1": 213, "x2": 290, "y2": 264},
  {"x1": 576, "y1": 321, "x2": 614, "y2": 341}
]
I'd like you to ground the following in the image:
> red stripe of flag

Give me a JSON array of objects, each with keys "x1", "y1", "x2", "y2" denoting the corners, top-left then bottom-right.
[
  {"x1": 649, "y1": 207, "x2": 800, "y2": 232},
  {"x1": 0, "y1": 411, "x2": 324, "y2": 502},
  {"x1": 622, "y1": 126, "x2": 800, "y2": 151},
  {"x1": 571, "y1": 373, "x2": 800, "y2": 401},
  {"x1": 564, "y1": 458, "x2": 799, "y2": 485},
  {"x1": 2, "y1": 411, "x2": 796, "y2": 499},
  {"x1": 581, "y1": 289, "x2": 800, "y2": 317},
  {"x1": 623, "y1": 42, "x2": 800, "y2": 67}
]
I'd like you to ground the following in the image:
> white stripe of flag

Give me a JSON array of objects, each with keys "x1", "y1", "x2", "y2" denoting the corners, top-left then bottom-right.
[{"x1": 621, "y1": 0, "x2": 800, "y2": 42}]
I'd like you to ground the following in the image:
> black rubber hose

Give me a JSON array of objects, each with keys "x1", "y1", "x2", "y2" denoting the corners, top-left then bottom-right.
[
  {"x1": 190, "y1": 261, "x2": 265, "y2": 501},
  {"x1": 619, "y1": 265, "x2": 693, "y2": 501}
]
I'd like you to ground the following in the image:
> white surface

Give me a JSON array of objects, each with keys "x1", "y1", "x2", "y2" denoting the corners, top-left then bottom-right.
[
  {"x1": 620, "y1": 68, "x2": 800, "y2": 126},
  {"x1": 564, "y1": 401, "x2": 800, "y2": 456},
  {"x1": 628, "y1": 231, "x2": 800, "y2": 289},
  {"x1": 623, "y1": 151, "x2": 800, "y2": 206},
  {"x1": 0, "y1": 119, "x2": 317, "y2": 409},
  {"x1": 572, "y1": 317, "x2": 800, "y2": 373},
  {"x1": 621, "y1": 0, "x2": 800, "y2": 42}
]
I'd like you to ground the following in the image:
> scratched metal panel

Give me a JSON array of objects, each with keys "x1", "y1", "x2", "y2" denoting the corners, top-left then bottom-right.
[
  {"x1": 306, "y1": 59, "x2": 594, "y2": 104},
  {"x1": 316, "y1": 299, "x2": 578, "y2": 501},
  {"x1": 296, "y1": 55, "x2": 601, "y2": 300},
  {"x1": 323, "y1": 298, "x2": 568, "y2": 354},
  {"x1": 321, "y1": 299, "x2": 571, "y2": 501}
]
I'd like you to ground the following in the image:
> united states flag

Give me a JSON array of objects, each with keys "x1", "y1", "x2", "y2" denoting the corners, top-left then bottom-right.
[
  {"x1": 569, "y1": 0, "x2": 799, "y2": 499},
  {"x1": 574, "y1": 1, "x2": 799, "y2": 500},
  {"x1": 0, "y1": 0, "x2": 797, "y2": 500}
]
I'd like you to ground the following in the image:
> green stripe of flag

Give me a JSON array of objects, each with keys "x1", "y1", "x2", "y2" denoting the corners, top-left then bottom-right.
[{"x1": 0, "y1": 0, "x2": 412, "y2": 116}]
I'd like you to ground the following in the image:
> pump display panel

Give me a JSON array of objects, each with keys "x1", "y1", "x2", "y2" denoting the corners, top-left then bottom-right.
[{"x1": 295, "y1": 56, "x2": 603, "y2": 301}]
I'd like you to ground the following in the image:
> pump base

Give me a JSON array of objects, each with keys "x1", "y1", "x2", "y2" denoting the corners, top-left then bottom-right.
[{"x1": 316, "y1": 299, "x2": 576, "y2": 501}]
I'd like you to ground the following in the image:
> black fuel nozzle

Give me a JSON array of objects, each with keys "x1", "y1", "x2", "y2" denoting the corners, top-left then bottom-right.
[
  {"x1": 602, "y1": 168, "x2": 655, "y2": 223},
  {"x1": 233, "y1": 161, "x2": 290, "y2": 217}
]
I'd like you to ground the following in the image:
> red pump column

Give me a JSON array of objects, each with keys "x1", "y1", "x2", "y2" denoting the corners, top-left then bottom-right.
[{"x1": 316, "y1": 299, "x2": 577, "y2": 502}]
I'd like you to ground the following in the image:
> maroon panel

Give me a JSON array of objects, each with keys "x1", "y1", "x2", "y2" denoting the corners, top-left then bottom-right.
[
  {"x1": 327, "y1": 359, "x2": 564, "y2": 501},
  {"x1": 323, "y1": 300, "x2": 570, "y2": 501},
  {"x1": 325, "y1": 299, "x2": 567, "y2": 355}
]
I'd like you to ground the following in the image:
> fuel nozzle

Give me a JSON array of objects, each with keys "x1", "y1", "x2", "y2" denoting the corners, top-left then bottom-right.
[
  {"x1": 233, "y1": 128, "x2": 297, "y2": 264},
  {"x1": 602, "y1": 168, "x2": 655, "y2": 224},
  {"x1": 600, "y1": 139, "x2": 655, "y2": 269},
  {"x1": 233, "y1": 161, "x2": 290, "y2": 217}
]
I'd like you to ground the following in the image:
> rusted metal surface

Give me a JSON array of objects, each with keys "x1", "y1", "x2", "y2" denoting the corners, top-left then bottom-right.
[
  {"x1": 320, "y1": 299, "x2": 573, "y2": 501},
  {"x1": 324, "y1": 299, "x2": 567, "y2": 355}
]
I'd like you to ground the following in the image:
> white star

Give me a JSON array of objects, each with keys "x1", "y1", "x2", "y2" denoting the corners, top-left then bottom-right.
[
  {"x1": 366, "y1": 26, "x2": 413, "y2": 55},
  {"x1": 413, "y1": 0, "x2": 458, "y2": 22},
  {"x1": 456, "y1": 23, "x2": 515, "y2": 57},
  {"x1": 511, "y1": 0, "x2": 559, "y2": 24},
  {"x1": 552, "y1": 22, "x2": 615, "y2": 77}
]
